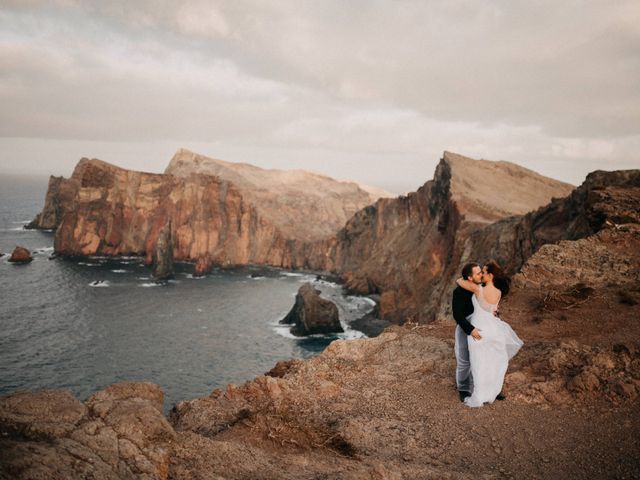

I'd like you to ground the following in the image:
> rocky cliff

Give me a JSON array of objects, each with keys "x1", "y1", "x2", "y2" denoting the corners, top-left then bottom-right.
[
  {"x1": 307, "y1": 152, "x2": 575, "y2": 323},
  {"x1": 28, "y1": 158, "x2": 299, "y2": 270},
  {"x1": 28, "y1": 151, "x2": 392, "y2": 273},
  {"x1": 29, "y1": 151, "x2": 575, "y2": 320},
  {"x1": 165, "y1": 148, "x2": 393, "y2": 242}
]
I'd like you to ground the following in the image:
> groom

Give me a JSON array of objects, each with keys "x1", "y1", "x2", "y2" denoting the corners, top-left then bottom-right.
[{"x1": 452, "y1": 263, "x2": 483, "y2": 402}]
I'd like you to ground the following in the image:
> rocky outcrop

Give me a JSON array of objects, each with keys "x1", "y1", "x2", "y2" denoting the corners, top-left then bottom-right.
[
  {"x1": 165, "y1": 148, "x2": 393, "y2": 242},
  {"x1": 29, "y1": 158, "x2": 301, "y2": 269},
  {"x1": 280, "y1": 283, "x2": 343, "y2": 336},
  {"x1": 27, "y1": 175, "x2": 79, "y2": 230},
  {"x1": 0, "y1": 382, "x2": 175, "y2": 479},
  {"x1": 28, "y1": 151, "x2": 576, "y2": 322},
  {"x1": 27, "y1": 152, "x2": 391, "y2": 274},
  {"x1": 435, "y1": 169, "x2": 640, "y2": 319},
  {"x1": 304, "y1": 152, "x2": 575, "y2": 323},
  {"x1": 153, "y1": 221, "x2": 174, "y2": 280},
  {"x1": 8, "y1": 246, "x2": 33, "y2": 264}
]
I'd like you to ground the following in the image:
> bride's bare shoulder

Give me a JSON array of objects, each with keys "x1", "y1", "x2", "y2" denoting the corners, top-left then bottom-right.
[{"x1": 483, "y1": 284, "x2": 502, "y2": 304}]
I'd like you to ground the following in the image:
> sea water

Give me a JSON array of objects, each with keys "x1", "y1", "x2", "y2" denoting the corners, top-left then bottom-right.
[{"x1": 0, "y1": 175, "x2": 373, "y2": 411}]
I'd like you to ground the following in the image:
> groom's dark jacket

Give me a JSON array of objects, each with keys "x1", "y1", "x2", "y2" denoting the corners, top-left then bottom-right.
[{"x1": 452, "y1": 286, "x2": 475, "y2": 335}]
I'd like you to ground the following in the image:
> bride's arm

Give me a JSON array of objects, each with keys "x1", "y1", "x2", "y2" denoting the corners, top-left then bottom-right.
[{"x1": 456, "y1": 277, "x2": 480, "y2": 294}]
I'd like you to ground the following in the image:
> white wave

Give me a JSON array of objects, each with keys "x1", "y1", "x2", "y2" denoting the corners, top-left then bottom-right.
[
  {"x1": 345, "y1": 296, "x2": 376, "y2": 307},
  {"x1": 273, "y1": 325, "x2": 297, "y2": 339},
  {"x1": 185, "y1": 273, "x2": 205, "y2": 279},
  {"x1": 313, "y1": 279, "x2": 337, "y2": 287},
  {"x1": 111, "y1": 269, "x2": 127, "y2": 273},
  {"x1": 88, "y1": 280, "x2": 110, "y2": 288},
  {"x1": 280, "y1": 272, "x2": 305, "y2": 277},
  {"x1": 140, "y1": 282, "x2": 160, "y2": 288},
  {"x1": 270, "y1": 317, "x2": 366, "y2": 340},
  {"x1": 249, "y1": 275, "x2": 265, "y2": 280},
  {"x1": 137, "y1": 276, "x2": 150, "y2": 280},
  {"x1": 78, "y1": 262, "x2": 100, "y2": 267},
  {"x1": 12, "y1": 220, "x2": 32, "y2": 224}
]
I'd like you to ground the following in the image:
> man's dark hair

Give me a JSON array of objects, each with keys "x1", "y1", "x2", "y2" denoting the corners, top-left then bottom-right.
[{"x1": 461, "y1": 262, "x2": 479, "y2": 280}]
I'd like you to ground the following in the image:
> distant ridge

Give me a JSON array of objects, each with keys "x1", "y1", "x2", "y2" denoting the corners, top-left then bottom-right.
[
  {"x1": 444, "y1": 151, "x2": 575, "y2": 223},
  {"x1": 165, "y1": 148, "x2": 394, "y2": 241}
]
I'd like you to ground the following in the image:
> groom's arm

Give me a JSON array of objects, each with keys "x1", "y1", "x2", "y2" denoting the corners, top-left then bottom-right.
[{"x1": 452, "y1": 289, "x2": 475, "y2": 335}]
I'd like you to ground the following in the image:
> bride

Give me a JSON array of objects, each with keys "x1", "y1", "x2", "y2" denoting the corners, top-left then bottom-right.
[{"x1": 456, "y1": 260, "x2": 523, "y2": 407}]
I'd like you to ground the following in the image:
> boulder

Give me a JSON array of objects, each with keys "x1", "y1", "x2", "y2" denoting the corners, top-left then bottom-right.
[
  {"x1": 280, "y1": 283, "x2": 343, "y2": 336},
  {"x1": 8, "y1": 246, "x2": 33, "y2": 264},
  {"x1": 0, "y1": 382, "x2": 175, "y2": 479}
]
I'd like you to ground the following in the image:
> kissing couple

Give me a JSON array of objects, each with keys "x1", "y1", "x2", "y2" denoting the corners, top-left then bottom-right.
[{"x1": 453, "y1": 260, "x2": 523, "y2": 407}]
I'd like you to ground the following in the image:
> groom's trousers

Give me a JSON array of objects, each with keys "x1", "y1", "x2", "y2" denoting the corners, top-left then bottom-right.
[{"x1": 455, "y1": 325, "x2": 473, "y2": 392}]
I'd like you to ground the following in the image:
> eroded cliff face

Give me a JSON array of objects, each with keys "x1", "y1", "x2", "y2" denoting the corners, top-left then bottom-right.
[
  {"x1": 29, "y1": 151, "x2": 577, "y2": 322},
  {"x1": 31, "y1": 158, "x2": 297, "y2": 269},
  {"x1": 305, "y1": 152, "x2": 575, "y2": 323},
  {"x1": 165, "y1": 148, "x2": 393, "y2": 242},
  {"x1": 419, "y1": 168, "x2": 640, "y2": 320}
]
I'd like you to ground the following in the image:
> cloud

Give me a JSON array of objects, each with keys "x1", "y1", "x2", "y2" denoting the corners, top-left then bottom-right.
[{"x1": 0, "y1": 1, "x2": 638, "y2": 190}]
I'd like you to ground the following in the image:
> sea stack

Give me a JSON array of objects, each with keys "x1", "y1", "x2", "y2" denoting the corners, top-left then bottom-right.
[
  {"x1": 8, "y1": 246, "x2": 33, "y2": 264},
  {"x1": 281, "y1": 283, "x2": 343, "y2": 336},
  {"x1": 152, "y1": 221, "x2": 174, "y2": 280}
]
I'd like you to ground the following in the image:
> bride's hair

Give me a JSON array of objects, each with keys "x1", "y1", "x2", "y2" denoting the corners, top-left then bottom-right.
[{"x1": 484, "y1": 259, "x2": 510, "y2": 296}]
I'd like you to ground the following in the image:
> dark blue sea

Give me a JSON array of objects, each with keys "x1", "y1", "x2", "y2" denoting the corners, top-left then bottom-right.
[{"x1": 0, "y1": 175, "x2": 372, "y2": 411}]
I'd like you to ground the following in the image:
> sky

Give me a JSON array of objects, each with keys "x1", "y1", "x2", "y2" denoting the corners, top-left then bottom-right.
[{"x1": 0, "y1": 1, "x2": 639, "y2": 193}]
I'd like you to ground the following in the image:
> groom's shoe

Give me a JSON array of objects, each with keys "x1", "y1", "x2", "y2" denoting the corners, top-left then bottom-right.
[
  {"x1": 495, "y1": 392, "x2": 506, "y2": 401},
  {"x1": 458, "y1": 391, "x2": 471, "y2": 402}
]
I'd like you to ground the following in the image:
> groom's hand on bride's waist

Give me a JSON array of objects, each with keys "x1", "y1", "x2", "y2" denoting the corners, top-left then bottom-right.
[{"x1": 471, "y1": 328, "x2": 482, "y2": 340}]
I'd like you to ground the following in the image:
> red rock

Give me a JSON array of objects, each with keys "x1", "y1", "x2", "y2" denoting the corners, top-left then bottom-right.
[{"x1": 8, "y1": 246, "x2": 33, "y2": 263}]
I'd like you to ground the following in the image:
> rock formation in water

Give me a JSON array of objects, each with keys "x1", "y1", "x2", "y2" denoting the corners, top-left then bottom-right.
[
  {"x1": 8, "y1": 246, "x2": 33, "y2": 264},
  {"x1": 28, "y1": 158, "x2": 298, "y2": 268},
  {"x1": 280, "y1": 283, "x2": 343, "y2": 336},
  {"x1": 153, "y1": 221, "x2": 174, "y2": 280},
  {"x1": 27, "y1": 151, "x2": 391, "y2": 273}
]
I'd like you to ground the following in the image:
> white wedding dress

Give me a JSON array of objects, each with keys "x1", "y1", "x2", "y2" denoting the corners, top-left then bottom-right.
[{"x1": 464, "y1": 285, "x2": 523, "y2": 407}]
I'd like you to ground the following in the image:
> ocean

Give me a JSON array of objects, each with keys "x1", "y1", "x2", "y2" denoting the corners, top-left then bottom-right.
[{"x1": 0, "y1": 175, "x2": 372, "y2": 411}]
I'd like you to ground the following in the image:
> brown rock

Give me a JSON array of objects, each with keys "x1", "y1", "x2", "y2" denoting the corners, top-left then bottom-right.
[
  {"x1": 568, "y1": 370, "x2": 601, "y2": 393},
  {"x1": 0, "y1": 389, "x2": 86, "y2": 439},
  {"x1": 0, "y1": 383, "x2": 175, "y2": 479},
  {"x1": 165, "y1": 148, "x2": 393, "y2": 242},
  {"x1": 280, "y1": 282, "x2": 343, "y2": 336},
  {"x1": 8, "y1": 246, "x2": 33, "y2": 264},
  {"x1": 307, "y1": 151, "x2": 576, "y2": 323},
  {"x1": 614, "y1": 381, "x2": 637, "y2": 399},
  {"x1": 152, "y1": 221, "x2": 174, "y2": 280}
]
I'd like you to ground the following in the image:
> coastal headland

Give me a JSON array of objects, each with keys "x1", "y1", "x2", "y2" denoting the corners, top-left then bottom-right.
[{"x1": 2, "y1": 151, "x2": 639, "y2": 478}]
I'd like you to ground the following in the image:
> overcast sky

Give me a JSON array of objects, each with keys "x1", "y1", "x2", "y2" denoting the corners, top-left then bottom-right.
[{"x1": 1, "y1": 1, "x2": 638, "y2": 193}]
